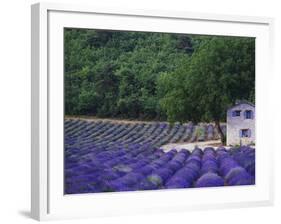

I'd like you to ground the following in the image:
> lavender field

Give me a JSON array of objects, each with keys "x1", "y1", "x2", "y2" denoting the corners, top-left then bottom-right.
[{"x1": 64, "y1": 119, "x2": 255, "y2": 194}]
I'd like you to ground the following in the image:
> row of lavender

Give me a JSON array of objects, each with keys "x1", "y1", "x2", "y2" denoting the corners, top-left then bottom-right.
[
  {"x1": 65, "y1": 119, "x2": 254, "y2": 194},
  {"x1": 65, "y1": 119, "x2": 226, "y2": 150}
]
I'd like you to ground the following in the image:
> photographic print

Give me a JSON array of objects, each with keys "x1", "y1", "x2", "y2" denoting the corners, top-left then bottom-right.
[{"x1": 64, "y1": 28, "x2": 255, "y2": 194}]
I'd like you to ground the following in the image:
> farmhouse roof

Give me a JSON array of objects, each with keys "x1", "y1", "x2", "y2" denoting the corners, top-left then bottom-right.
[{"x1": 227, "y1": 100, "x2": 255, "y2": 111}]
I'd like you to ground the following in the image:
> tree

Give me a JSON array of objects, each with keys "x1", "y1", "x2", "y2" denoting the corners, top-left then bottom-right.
[{"x1": 160, "y1": 37, "x2": 255, "y2": 144}]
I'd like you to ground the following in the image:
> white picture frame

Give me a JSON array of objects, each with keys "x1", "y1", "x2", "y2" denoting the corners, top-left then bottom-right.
[{"x1": 31, "y1": 2, "x2": 274, "y2": 221}]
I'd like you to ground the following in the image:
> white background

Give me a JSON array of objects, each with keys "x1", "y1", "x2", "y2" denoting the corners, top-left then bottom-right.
[{"x1": 0, "y1": 0, "x2": 279, "y2": 223}]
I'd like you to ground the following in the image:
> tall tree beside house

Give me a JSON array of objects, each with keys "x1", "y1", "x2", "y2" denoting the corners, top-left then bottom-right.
[{"x1": 160, "y1": 37, "x2": 255, "y2": 144}]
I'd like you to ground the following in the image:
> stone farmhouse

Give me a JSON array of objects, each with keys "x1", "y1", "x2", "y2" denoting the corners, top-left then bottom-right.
[{"x1": 226, "y1": 100, "x2": 255, "y2": 146}]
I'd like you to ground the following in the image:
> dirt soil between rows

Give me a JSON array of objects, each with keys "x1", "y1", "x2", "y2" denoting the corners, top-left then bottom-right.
[{"x1": 160, "y1": 140, "x2": 229, "y2": 152}]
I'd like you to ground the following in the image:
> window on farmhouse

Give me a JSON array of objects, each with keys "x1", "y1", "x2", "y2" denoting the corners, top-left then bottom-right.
[
  {"x1": 240, "y1": 129, "x2": 251, "y2": 138},
  {"x1": 232, "y1": 110, "x2": 241, "y2": 117},
  {"x1": 245, "y1": 110, "x2": 253, "y2": 119}
]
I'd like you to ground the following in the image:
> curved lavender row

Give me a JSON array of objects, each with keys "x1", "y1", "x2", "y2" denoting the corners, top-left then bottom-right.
[
  {"x1": 206, "y1": 124, "x2": 214, "y2": 140},
  {"x1": 230, "y1": 146, "x2": 255, "y2": 177},
  {"x1": 65, "y1": 119, "x2": 223, "y2": 152},
  {"x1": 165, "y1": 149, "x2": 201, "y2": 188},
  {"x1": 217, "y1": 148, "x2": 254, "y2": 186},
  {"x1": 194, "y1": 147, "x2": 224, "y2": 187}
]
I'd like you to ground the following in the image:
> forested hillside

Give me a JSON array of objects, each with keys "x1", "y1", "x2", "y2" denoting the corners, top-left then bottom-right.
[{"x1": 64, "y1": 28, "x2": 255, "y2": 123}]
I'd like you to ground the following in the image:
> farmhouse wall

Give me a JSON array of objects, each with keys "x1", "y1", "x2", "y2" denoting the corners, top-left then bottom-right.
[{"x1": 226, "y1": 103, "x2": 255, "y2": 146}]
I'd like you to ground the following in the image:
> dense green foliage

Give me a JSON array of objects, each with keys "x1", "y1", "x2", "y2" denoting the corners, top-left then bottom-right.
[
  {"x1": 65, "y1": 29, "x2": 197, "y2": 119},
  {"x1": 65, "y1": 28, "x2": 255, "y2": 127}
]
